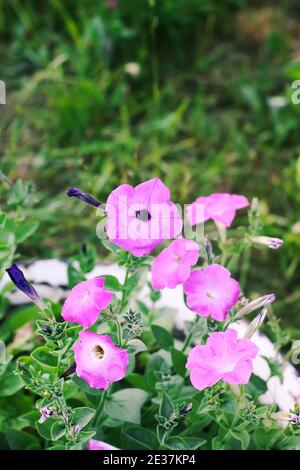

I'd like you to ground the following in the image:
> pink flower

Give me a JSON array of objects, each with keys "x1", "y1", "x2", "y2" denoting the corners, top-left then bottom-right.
[
  {"x1": 105, "y1": 178, "x2": 183, "y2": 257},
  {"x1": 187, "y1": 193, "x2": 249, "y2": 228},
  {"x1": 151, "y1": 238, "x2": 199, "y2": 290},
  {"x1": 73, "y1": 331, "x2": 128, "y2": 389},
  {"x1": 186, "y1": 329, "x2": 258, "y2": 390},
  {"x1": 61, "y1": 278, "x2": 113, "y2": 328},
  {"x1": 88, "y1": 439, "x2": 118, "y2": 450},
  {"x1": 183, "y1": 264, "x2": 240, "y2": 321}
]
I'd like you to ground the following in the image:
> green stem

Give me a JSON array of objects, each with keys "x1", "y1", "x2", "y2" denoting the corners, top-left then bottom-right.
[
  {"x1": 119, "y1": 254, "x2": 132, "y2": 314},
  {"x1": 182, "y1": 316, "x2": 200, "y2": 353},
  {"x1": 115, "y1": 316, "x2": 122, "y2": 347},
  {"x1": 240, "y1": 248, "x2": 251, "y2": 291},
  {"x1": 94, "y1": 388, "x2": 109, "y2": 428}
]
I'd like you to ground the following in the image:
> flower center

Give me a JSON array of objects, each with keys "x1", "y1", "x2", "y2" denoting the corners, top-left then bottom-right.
[
  {"x1": 206, "y1": 291, "x2": 219, "y2": 300},
  {"x1": 94, "y1": 345, "x2": 105, "y2": 359},
  {"x1": 135, "y1": 209, "x2": 151, "y2": 221}
]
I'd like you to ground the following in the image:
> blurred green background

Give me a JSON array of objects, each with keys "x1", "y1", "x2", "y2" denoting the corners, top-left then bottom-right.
[{"x1": 0, "y1": 0, "x2": 300, "y2": 328}]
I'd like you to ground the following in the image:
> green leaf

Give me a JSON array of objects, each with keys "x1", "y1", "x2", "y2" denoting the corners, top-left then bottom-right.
[
  {"x1": 15, "y1": 222, "x2": 39, "y2": 243},
  {"x1": 152, "y1": 324, "x2": 174, "y2": 350},
  {"x1": 78, "y1": 243, "x2": 96, "y2": 273},
  {"x1": 103, "y1": 275, "x2": 121, "y2": 291},
  {"x1": 72, "y1": 407, "x2": 95, "y2": 429},
  {"x1": 36, "y1": 418, "x2": 56, "y2": 440},
  {"x1": 76, "y1": 430, "x2": 96, "y2": 444},
  {"x1": 67, "y1": 263, "x2": 85, "y2": 288},
  {"x1": 105, "y1": 388, "x2": 148, "y2": 424},
  {"x1": 72, "y1": 375, "x2": 103, "y2": 396},
  {"x1": 101, "y1": 240, "x2": 121, "y2": 254},
  {"x1": 125, "y1": 269, "x2": 146, "y2": 299},
  {"x1": 277, "y1": 435, "x2": 300, "y2": 450},
  {"x1": 31, "y1": 346, "x2": 58, "y2": 371},
  {"x1": 230, "y1": 430, "x2": 250, "y2": 450},
  {"x1": 170, "y1": 347, "x2": 187, "y2": 378},
  {"x1": 121, "y1": 426, "x2": 158, "y2": 450},
  {"x1": 51, "y1": 422, "x2": 66, "y2": 441},
  {"x1": 127, "y1": 339, "x2": 148, "y2": 356},
  {"x1": 6, "y1": 429, "x2": 40, "y2": 450},
  {"x1": 253, "y1": 427, "x2": 281, "y2": 450},
  {"x1": 0, "y1": 305, "x2": 39, "y2": 341},
  {"x1": 165, "y1": 436, "x2": 206, "y2": 450},
  {"x1": 126, "y1": 373, "x2": 147, "y2": 391},
  {"x1": 0, "y1": 369, "x2": 24, "y2": 397},
  {"x1": 145, "y1": 354, "x2": 167, "y2": 392},
  {"x1": 159, "y1": 392, "x2": 174, "y2": 419}
]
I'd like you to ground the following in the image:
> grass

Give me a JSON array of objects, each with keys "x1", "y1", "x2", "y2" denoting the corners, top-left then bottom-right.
[{"x1": 0, "y1": 0, "x2": 300, "y2": 328}]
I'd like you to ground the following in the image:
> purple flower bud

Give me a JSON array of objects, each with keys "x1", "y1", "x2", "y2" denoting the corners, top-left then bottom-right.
[
  {"x1": 74, "y1": 425, "x2": 81, "y2": 434},
  {"x1": 66, "y1": 187, "x2": 103, "y2": 209},
  {"x1": 38, "y1": 407, "x2": 53, "y2": 424},
  {"x1": 6, "y1": 264, "x2": 44, "y2": 309}
]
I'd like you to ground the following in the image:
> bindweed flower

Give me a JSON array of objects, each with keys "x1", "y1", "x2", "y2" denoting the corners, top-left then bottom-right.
[
  {"x1": 186, "y1": 329, "x2": 259, "y2": 391},
  {"x1": 66, "y1": 187, "x2": 103, "y2": 209},
  {"x1": 61, "y1": 278, "x2": 113, "y2": 328},
  {"x1": 183, "y1": 264, "x2": 240, "y2": 321},
  {"x1": 151, "y1": 238, "x2": 199, "y2": 290},
  {"x1": 187, "y1": 193, "x2": 249, "y2": 228},
  {"x1": 244, "y1": 308, "x2": 267, "y2": 339},
  {"x1": 88, "y1": 439, "x2": 119, "y2": 450},
  {"x1": 235, "y1": 293, "x2": 275, "y2": 319},
  {"x1": 73, "y1": 331, "x2": 128, "y2": 389},
  {"x1": 251, "y1": 236, "x2": 283, "y2": 250},
  {"x1": 38, "y1": 407, "x2": 53, "y2": 424},
  {"x1": 6, "y1": 264, "x2": 45, "y2": 309},
  {"x1": 105, "y1": 178, "x2": 183, "y2": 257}
]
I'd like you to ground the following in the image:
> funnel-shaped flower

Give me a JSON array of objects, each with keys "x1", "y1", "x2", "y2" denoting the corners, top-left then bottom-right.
[
  {"x1": 88, "y1": 439, "x2": 118, "y2": 450},
  {"x1": 73, "y1": 331, "x2": 128, "y2": 389},
  {"x1": 105, "y1": 178, "x2": 183, "y2": 257},
  {"x1": 187, "y1": 193, "x2": 249, "y2": 228},
  {"x1": 183, "y1": 264, "x2": 240, "y2": 321},
  {"x1": 62, "y1": 278, "x2": 113, "y2": 328},
  {"x1": 6, "y1": 264, "x2": 44, "y2": 309},
  {"x1": 186, "y1": 329, "x2": 259, "y2": 390},
  {"x1": 151, "y1": 238, "x2": 199, "y2": 290}
]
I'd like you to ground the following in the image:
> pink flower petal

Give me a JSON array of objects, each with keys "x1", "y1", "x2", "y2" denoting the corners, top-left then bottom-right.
[
  {"x1": 186, "y1": 329, "x2": 258, "y2": 390},
  {"x1": 151, "y1": 238, "x2": 199, "y2": 290},
  {"x1": 61, "y1": 278, "x2": 113, "y2": 328},
  {"x1": 105, "y1": 178, "x2": 183, "y2": 257},
  {"x1": 183, "y1": 264, "x2": 240, "y2": 321},
  {"x1": 73, "y1": 331, "x2": 128, "y2": 389},
  {"x1": 187, "y1": 193, "x2": 249, "y2": 227}
]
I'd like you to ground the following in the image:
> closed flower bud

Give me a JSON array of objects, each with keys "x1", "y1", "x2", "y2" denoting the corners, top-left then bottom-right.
[
  {"x1": 235, "y1": 293, "x2": 275, "y2": 319},
  {"x1": 244, "y1": 308, "x2": 267, "y2": 339},
  {"x1": 252, "y1": 236, "x2": 283, "y2": 249},
  {"x1": 66, "y1": 187, "x2": 104, "y2": 209},
  {"x1": 6, "y1": 264, "x2": 45, "y2": 309}
]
